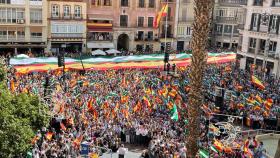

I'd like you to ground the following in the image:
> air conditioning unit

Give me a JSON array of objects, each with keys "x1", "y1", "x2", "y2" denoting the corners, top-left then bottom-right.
[{"x1": 17, "y1": 19, "x2": 25, "y2": 24}]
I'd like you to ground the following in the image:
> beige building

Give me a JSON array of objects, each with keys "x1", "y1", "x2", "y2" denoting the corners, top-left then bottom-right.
[
  {"x1": 87, "y1": 0, "x2": 161, "y2": 53},
  {"x1": 0, "y1": 0, "x2": 48, "y2": 55},
  {"x1": 238, "y1": 0, "x2": 280, "y2": 77},
  {"x1": 47, "y1": 0, "x2": 87, "y2": 54},
  {"x1": 175, "y1": 0, "x2": 194, "y2": 51},
  {"x1": 212, "y1": 0, "x2": 246, "y2": 50}
]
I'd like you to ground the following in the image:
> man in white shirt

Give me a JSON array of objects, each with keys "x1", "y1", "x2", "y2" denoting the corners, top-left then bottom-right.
[{"x1": 117, "y1": 144, "x2": 128, "y2": 158}]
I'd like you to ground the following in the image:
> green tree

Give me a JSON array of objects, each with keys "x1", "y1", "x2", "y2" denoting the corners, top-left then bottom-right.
[{"x1": 0, "y1": 65, "x2": 50, "y2": 157}]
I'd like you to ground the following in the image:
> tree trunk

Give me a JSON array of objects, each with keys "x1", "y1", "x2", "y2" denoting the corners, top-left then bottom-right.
[
  {"x1": 187, "y1": 0, "x2": 214, "y2": 157},
  {"x1": 275, "y1": 139, "x2": 280, "y2": 158}
]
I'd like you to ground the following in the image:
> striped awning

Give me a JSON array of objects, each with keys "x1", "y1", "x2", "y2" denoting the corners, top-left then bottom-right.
[{"x1": 87, "y1": 23, "x2": 113, "y2": 32}]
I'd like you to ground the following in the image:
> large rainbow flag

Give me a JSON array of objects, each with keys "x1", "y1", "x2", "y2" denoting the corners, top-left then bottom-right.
[{"x1": 11, "y1": 52, "x2": 236, "y2": 74}]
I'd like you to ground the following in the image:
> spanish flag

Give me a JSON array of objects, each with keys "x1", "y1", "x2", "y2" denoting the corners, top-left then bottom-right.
[
  {"x1": 60, "y1": 122, "x2": 67, "y2": 131},
  {"x1": 251, "y1": 75, "x2": 265, "y2": 90},
  {"x1": 45, "y1": 132, "x2": 53, "y2": 141},
  {"x1": 153, "y1": 4, "x2": 168, "y2": 28},
  {"x1": 143, "y1": 96, "x2": 151, "y2": 107},
  {"x1": 73, "y1": 135, "x2": 83, "y2": 148}
]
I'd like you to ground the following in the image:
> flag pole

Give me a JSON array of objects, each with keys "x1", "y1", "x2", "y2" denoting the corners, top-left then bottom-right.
[{"x1": 164, "y1": 2, "x2": 168, "y2": 54}]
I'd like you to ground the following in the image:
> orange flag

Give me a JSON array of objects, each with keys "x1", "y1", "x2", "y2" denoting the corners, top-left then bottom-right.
[
  {"x1": 31, "y1": 135, "x2": 39, "y2": 145},
  {"x1": 143, "y1": 96, "x2": 151, "y2": 107},
  {"x1": 45, "y1": 132, "x2": 53, "y2": 141},
  {"x1": 60, "y1": 122, "x2": 67, "y2": 131},
  {"x1": 10, "y1": 79, "x2": 15, "y2": 92},
  {"x1": 73, "y1": 135, "x2": 83, "y2": 148}
]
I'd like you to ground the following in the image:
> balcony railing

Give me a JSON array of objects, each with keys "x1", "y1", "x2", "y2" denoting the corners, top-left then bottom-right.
[
  {"x1": 160, "y1": 34, "x2": 173, "y2": 38},
  {"x1": 0, "y1": 35, "x2": 25, "y2": 41},
  {"x1": 161, "y1": 17, "x2": 173, "y2": 21},
  {"x1": 218, "y1": 0, "x2": 247, "y2": 5},
  {"x1": 30, "y1": 36, "x2": 42, "y2": 42},
  {"x1": 248, "y1": 48, "x2": 255, "y2": 54},
  {"x1": 50, "y1": 14, "x2": 84, "y2": 20},
  {"x1": 30, "y1": 19, "x2": 42, "y2": 24},
  {"x1": 88, "y1": 34, "x2": 113, "y2": 41},
  {"x1": 178, "y1": 18, "x2": 194, "y2": 23},
  {"x1": 161, "y1": 0, "x2": 174, "y2": 2},
  {"x1": 51, "y1": 33, "x2": 83, "y2": 38},
  {"x1": 215, "y1": 16, "x2": 238, "y2": 23}
]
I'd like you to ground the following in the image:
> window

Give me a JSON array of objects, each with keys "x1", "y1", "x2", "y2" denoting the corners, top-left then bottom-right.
[
  {"x1": 215, "y1": 24, "x2": 223, "y2": 34},
  {"x1": 120, "y1": 15, "x2": 128, "y2": 27},
  {"x1": 224, "y1": 25, "x2": 232, "y2": 34},
  {"x1": 139, "y1": 0, "x2": 144, "y2": 8},
  {"x1": 186, "y1": 27, "x2": 191, "y2": 35},
  {"x1": 149, "y1": 0, "x2": 154, "y2": 8},
  {"x1": 30, "y1": 9, "x2": 42, "y2": 23},
  {"x1": 147, "y1": 31, "x2": 153, "y2": 40},
  {"x1": 63, "y1": 5, "x2": 70, "y2": 18},
  {"x1": 92, "y1": 0, "x2": 101, "y2": 5},
  {"x1": 103, "y1": 0, "x2": 111, "y2": 6},
  {"x1": 137, "y1": 31, "x2": 144, "y2": 40},
  {"x1": 51, "y1": 23, "x2": 84, "y2": 33},
  {"x1": 178, "y1": 27, "x2": 184, "y2": 35},
  {"x1": 52, "y1": 5, "x2": 59, "y2": 17},
  {"x1": 138, "y1": 17, "x2": 144, "y2": 27},
  {"x1": 121, "y1": 0, "x2": 128, "y2": 7},
  {"x1": 270, "y1": 15, "x2": 278, "y2": 31},
  {"x1": 74, "y1": 6, "x2": 81, "y2": 18},
  {"x1": 249, "y1": 38, "x2": 256, "y2": 48},
  {"x1": 251, "y1": 13, "x2": 260, "y2": 31},
  {"x1": 136, "y1": 44, "x2": 144, "y2": 51},
  {"x1": 148, "y1": 17, "x2": 153, "y2": 27},
  {"x1": 0, "y1": 0, "x2": 11, "y2": 4},
  {"x1": 269, "y1": 41, "x2": 277, "y2": 52},
  {"x1": 272, "y1": 0, "x2": 280, "y2": 6},
  {"x1": 31, "y1": 32, "x2": 42, "y2": 37}
]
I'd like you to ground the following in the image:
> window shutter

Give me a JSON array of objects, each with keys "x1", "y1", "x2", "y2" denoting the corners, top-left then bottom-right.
[
  {"x1": 250, "y1": 13, "x2": 254, "y2": 30},
  {"x1": 276, "y1": 16, "x2": 280, "y2": 34},
  {"x1": 257, "y1": 14, "x2": 261, "y2": 32},
  {"x1": 268, "y1": 15, "x2": 273, "y2": 32}
]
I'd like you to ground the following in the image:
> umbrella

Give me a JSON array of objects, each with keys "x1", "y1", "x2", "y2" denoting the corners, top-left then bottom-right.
[
  {"x1": 15, "y1": 54, "x2": 29, "y2": 59},
  {"x1": 92, "y1": 49, "x2": 106, "y2": 56},
  {"x1": 106, "y1": 49, "x2": 121, "y2": 55}
]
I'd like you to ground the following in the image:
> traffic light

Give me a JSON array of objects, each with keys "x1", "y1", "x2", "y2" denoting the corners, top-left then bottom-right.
[
  {"x1": 58, "y1": 54, "x2": 65, "y2": 67},
  {"x1": 164, "y1": 53, "x2": 169, "y2": 63}
]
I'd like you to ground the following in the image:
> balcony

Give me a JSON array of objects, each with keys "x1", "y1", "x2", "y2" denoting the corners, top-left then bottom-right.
[
  {"x1": 272, "y1": 0, "x2": 280, "y2": 7},
  {"x1": 218, "y1": 0, "x2": 247, "y2": 6},
  {"x1": 160, "y1": 34, "x2": 173, "y2": 38},
  {"x1": 161, "y1": 17, "x2": 173, "y2": 22},
  {"x1": 161, "y1": 0, "x2": 174, "y2": 2},
  {"x1": 30, "y1": 36, "x2": 42, "y2": 42},
  {"x1": 51, "y1": 33, "x2": 83, "y2": 38},
  {"x1": 248, "y1": 48, "x2": 256, "y2": 54},
  {"x1": 215, "y1": 16, "x2": 238, "y2": 23},
  {"x1": 30, "y1": 19, "x2": 42, "y2": 24},
  {"x1": 253, "y1": 0, "x2": 263, "y2": 6},
  {"x1": 0, "y1": 35, "x2": 25, "y2": 42},
  {"x1": 88, "y1": 33, "x2": 113, "y2": 41},
  {"x1": 50, "y1": 14, "x2": 84, "y2": 20},
  {"x1": 178, "y1": 18, "x2": 194, "y2": 23}
]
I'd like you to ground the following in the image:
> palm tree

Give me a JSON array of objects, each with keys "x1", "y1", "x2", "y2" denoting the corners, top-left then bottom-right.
[{"x1": 187, "y1": 0, "x2": 214, "y2": 156}]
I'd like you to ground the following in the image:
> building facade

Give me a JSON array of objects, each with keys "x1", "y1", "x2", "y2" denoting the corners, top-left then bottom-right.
[
  {"x1": 238, "y1": 0, "x2": 280, "y2": 77},
  {"x1": 47, "y1": 0, "x2": 87, "y2": 54},
  {"x1": 175, "y1": 0, "x2": 194, "y2": 51},
  {"x1": 0, "y1": 0, "x2": 47, "y2": 55},
  {"x1": 113, "y1": 0, "x2": 161, "y2": 53},
  {"x1": 86, "y1": 0, "x2": 161, "y2": 53},
  {"x1": 212, "y1": 0, "x2": 246, "y2": 50}
]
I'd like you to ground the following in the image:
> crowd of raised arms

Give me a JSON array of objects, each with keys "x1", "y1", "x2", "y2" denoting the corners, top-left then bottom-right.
[{"x1": 5, "y1": 61, "x2": 280, "y2": 158}]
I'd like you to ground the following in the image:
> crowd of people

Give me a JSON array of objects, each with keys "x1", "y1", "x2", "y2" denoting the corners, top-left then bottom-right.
[{"x1": 5, "y1": 59, "x2": 280, "y2": 157}]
